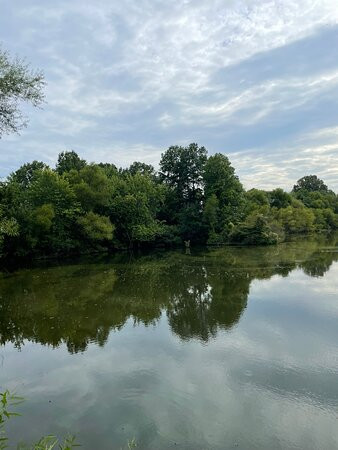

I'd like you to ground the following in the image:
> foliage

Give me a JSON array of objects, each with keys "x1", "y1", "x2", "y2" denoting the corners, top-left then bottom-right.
[
  {"x1": 77, "y1": 211, "x2": 114, "y2": 242},
  {"x1": 203, "y1": 194, "x2": 219, "y2": 232},
  {"x1": 293, "y1": 175, "x2": 328, "y2": 193},
  {"x1": 56, "y1": 151, "x2": 86, "y2": 175},
  {"x1": 0, "y1": 47, "x2": 45, "y2": 137},
  {"x1": 203, "y1": 153, "x2": 245, "y2": 240},
  {"x1": 0, "y1": 390, "x2": 79, "y2": 450},
  {"x1": 229, "y1": 213, "x2": 279, "y2": 245},
  {"x1": 269, "y1": 188, "x2": 292, "y2": 209},
  {"x1": 0, "y1": 390, "x2": 139, "y2": 450},
  {"x1": 246, "y1": 189, "x2": 269, "y2": 209},
  {"x1": 65, "y1": 164, "x2": 111, "y2": 213},
  {"x1": 276, "y1": 205, "x2": 315, "y2": 234},
  {"x1": 9, "y1": 161, "x2": 49, "y2": 188},
  {"x1": 0, "y1": 390, "x2": 23, "y2": 449},
  {"x1": 159, "y1": 143, "x2": 207, "y2": 202},
  {"x1": 0, "y1": 145, "x2": 337, "y2": 258},
  {"x1": 109, "y1": 173, "x2": 165, "y2": 246},
  {"x1": 128, "y1": 161, "x2": 155, "y2": 177}
]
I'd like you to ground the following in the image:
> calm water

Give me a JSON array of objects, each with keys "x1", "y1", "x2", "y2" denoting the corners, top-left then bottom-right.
[{"x1": 0, "y1": 235, "x2": 338, "y2": 450}]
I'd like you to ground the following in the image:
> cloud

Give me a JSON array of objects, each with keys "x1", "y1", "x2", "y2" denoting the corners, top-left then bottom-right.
[
  {"x1": 231, "y1": 129, "x2": 338, "y2": 191},
  {"x1": 0, "y1": 0, "x2": 338, "y2": 190}
]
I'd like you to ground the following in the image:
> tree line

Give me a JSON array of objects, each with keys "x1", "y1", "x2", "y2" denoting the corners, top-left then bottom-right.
[{"x1": 0, "y1": 144, "x2": 337, "y2": 259}]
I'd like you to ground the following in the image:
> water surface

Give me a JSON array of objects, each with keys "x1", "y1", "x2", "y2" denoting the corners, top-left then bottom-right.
[{"x1": 0, "y1": 235, "x2": 337, "y2": 449}]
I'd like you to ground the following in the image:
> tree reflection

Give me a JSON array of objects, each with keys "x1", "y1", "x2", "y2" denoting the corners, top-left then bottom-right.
[{"x1": 0, "y1": 234, "x2": 337, "y2": 352}]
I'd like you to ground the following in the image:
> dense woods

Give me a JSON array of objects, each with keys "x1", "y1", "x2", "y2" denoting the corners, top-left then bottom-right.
[{"x1": 0, "y1": 144, "x2": 337, "y2": 259}]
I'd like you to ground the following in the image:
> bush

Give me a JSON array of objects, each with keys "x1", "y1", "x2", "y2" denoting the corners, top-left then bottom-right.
[{"x1": 229, "y1": 214, "x2": 279, "y2": 245}]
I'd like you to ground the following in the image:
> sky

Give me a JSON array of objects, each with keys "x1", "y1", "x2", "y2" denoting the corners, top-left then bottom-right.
[{"x1": 0, "y1": 0, "x2": 338, "y2": 191}]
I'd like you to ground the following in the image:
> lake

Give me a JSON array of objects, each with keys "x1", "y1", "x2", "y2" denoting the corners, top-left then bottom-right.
[{"x1": 0, "y1": 234, "x2": 337, "y2": 449}]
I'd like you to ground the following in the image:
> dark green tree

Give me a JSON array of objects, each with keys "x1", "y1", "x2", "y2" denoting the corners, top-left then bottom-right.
[
  {"x1": 128, "y1": 161, "x2": 155, "y2": 177},
  {"x1": 159, "y1": 143, "x2": 208, "y2": 242},
  {"x1": 269, "y1": 188, "x2": 292, "y2": 209},
  {"x1": 293, "y1": 175, "x2": 328, "y2": 193},
  {"x1": 97, "y1": 162, "x2": 118, "y2": 178},
  {"x1": 56, "y1": 151, "x2": 86, "y2": 175},
  {"x1": 9, "y1": 160, "x2": 49, "y2": 188},
  {"x1": 159, "y1": 143, "x2": 207, "y2": 203}
]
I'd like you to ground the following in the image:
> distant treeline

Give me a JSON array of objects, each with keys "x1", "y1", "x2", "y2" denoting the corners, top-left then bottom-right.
[{"x1": 0, "y1": 143, "x2": 337, "y2": 258}]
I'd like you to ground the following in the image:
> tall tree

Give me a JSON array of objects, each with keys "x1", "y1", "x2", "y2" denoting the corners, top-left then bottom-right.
[
  {"x1": 159, "y1": 143, "x2": 208, "y2": 241},
  {"x1": 203, "y1": 153, "x2": 245, "y2": 228},
  {"x1": 0, "y1": 46, "x2": 44, "y2": 137},
  {"x1": 159, "y1": 143, "x2": 207, "y2": 203}
]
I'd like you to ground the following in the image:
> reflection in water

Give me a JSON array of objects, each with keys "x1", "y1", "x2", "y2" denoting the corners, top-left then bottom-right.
[
  {"x1": 0, "y1": 234, "x2": 338, "y2": 450},
  {"x1": 0, "y1": 234, "x2": 337, "y2": 353}
]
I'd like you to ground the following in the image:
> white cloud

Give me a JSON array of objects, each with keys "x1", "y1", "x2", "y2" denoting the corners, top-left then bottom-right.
[
  {"x1": 231, "y1": 132, "x2": 338, "y2": 191},
  {"x1": 1, "y1": 0, "x2": 338, "y2": 187}
]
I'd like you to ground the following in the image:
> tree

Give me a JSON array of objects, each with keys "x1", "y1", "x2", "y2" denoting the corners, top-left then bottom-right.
[
  {"x1": 203, "y1": 194, "x2": 219, "y2": 232},
  {"x1": 0, "y1": 47, "x2": 44, "y2": 137},
  {"x1": 0, "y1": 148, "x2": 337, "y2": 259},
  {"x1": 128, "y1": 161, "x2": 155, "y2": 177},
  {"x1": 9, "y1": 160, "x2": 49, "y2": 188},
  {"x1": 293, "y1": 175, "x2": 328, "y2": 193},
  {"x1": 56, "y1": 151, "x2": 86, "y2": 175},
  {"x1": 159, "y1": 143, "x2": 207, "y2": 203},
  {"x1": 229, "y1": 213, "x2": 278, "y2": 245},
  {"x1": 246, "y1": 189, "x2": 269, "y2": 207},
  {"x1": 33, "y1": 203, "x2": 55, "y2": 232},
  {"x1": 277, "y1": 205, "x2": 315, "y2": 234},
  {"x1": 203, "y1": 153, "x2": 245, "y2": 229},
  {"x1": 65, "y1": 164, "x2": 112, "y2": 213},
  {"x1": 159, "y1": 143, "x2": 207, "y2": 242},
  {"x1": 25, "y1": 170, "x2": 80, "y2": 253},
  {"x1": 97, "y1": 162, "x2": 118, "y2": 178},
  {"x1": 77, "y1": 211, "x2": 114, "y2": 242},
  {"x1": 0, "y1": 207, "x2": 19, "y2": 256},
  {"x1": 109, "y1": 173, "x2": 166, "y2": 246},
  {"x1": 269, "y1": 188, "x2": 292, "y2": 209}
]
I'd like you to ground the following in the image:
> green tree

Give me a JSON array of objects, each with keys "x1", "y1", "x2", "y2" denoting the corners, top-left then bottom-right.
[
  {"x1": 0, "y1": 47, "x2": 44, "y2": 137},
  {"x1": 97, "y1": 162, "x2": 118, "y2": 178},
  {"x1": 277, "y1": 205, "x2": 315, "y2": 234},
  {"x1": 109, "y1": 173, "x2": 165, "y2": 246},
  {"x1": 77, "y1": 211, "x2": 114, "y2": 242},
  {"x1": 203, "y1": 153, "x2": 245, "y2": 231},
  {"x1": 128, "y1": 161, "x2": 155, "y2": 177},
  {"x1": 9, "y1": 160, "x2": 49, "y2": 188},
  {"x1": 159, "y1": 143, "x2": 207, "y2": 203},
  {"x1": 23, "y1": 170, "x2": 80, "y2": 254},
  {"x1": 246, "y1": 189, "x2": 269, "y2": 207},
  {"x1": 293, "y1": 175, "x2": 328, "y2": 193},
  {"x1": 33, "y1": 203, "x2": 55, "y2": 232},
  {"x1": 203, "y1": 194, "x2": 219, "y2": 232},
  {"x1": 269, "y1": 188, "x2": 292, "y2": 209},
  {"x1": 0, "y1": 207, "x2": 19, "y2": 256},
  {"x1": 229, "y1": 212, "x2": 278, "y2": 245},
  {"x1": 56, "y1": 151, "x2": 86, "y2": 175},
  {"x1": 66, "y1": 164, "x2": 112, "y2": 213},
  {"x1": 159, "y1": 143, "x2": 208, "y2": 242}
]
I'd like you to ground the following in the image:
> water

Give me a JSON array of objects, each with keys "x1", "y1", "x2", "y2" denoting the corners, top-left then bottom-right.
[{"x1": 0, "y1": 235, "x2": 337, "y2": 449}]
